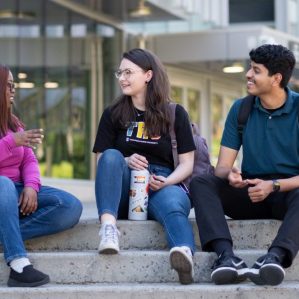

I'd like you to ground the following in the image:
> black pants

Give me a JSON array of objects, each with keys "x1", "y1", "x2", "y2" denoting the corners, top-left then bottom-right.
[{"x1": 190, "y1": 174, "x2": 299, "y2": 267}]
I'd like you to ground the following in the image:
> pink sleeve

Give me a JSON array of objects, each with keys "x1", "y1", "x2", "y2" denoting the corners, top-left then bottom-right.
[
  {"x1": 0, "y1": 134, "x2": 17, "y2": 162},
  {"x1": 20, "y1": 147, "x2": 41, "y2": 192}
]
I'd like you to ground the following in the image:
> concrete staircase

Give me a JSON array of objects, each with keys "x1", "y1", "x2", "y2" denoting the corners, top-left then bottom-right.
[{"x1": 1, "y1": 178, "x2": 299, "y2": 298}]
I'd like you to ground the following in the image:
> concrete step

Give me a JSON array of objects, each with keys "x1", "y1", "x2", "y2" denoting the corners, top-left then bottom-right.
[
  {"x1": 1, "y1": 178, "x2": 292, "y2": 298},
  {"x1": 1, "y1": 282, "x2": 299, "y2": 299},
  {"x1": 0, "y1": 250, "x2": 298, "y2": 284},
  {"x1": 22, "y1": 219, "x2": 280, "y2": 251}
]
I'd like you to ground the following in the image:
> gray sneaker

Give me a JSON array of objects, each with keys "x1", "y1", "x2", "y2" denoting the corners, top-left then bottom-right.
[
  {"x1": 170, "y1": 246, "x2": 194, "y2": 284},
  {"x1": 98, "y1": 223, "x2": 120, "y2": 254}
]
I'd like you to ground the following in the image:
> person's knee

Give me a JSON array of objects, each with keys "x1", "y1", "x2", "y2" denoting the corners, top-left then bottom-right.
[
  {"x1": 98, "y1": 149, "x2": 124, "y2": 166},
  {"x1": 0, "y1": 176, "x2": 14, "y2": 190},
  {"x1": 53, "y1": 191, "x2": 83, "y2": 230},
  {"x1": 0, "y1": 176, "x2": 17, "y2": 209},
  {"x1": 63, "y1": 195, "x2": 82, "y2": 227},
  {"x1": 190, "y1": 174, "x2": 215, "y2": 191},
  {"x1": 69, "y1": 196, "x2": 83, "y2": 221},
  {"x1": 167, "y1": 198, "x2": 190, "y2": 214},
  {"x1": 189, "y1": 174, "x2": 222, "y2": 210}
]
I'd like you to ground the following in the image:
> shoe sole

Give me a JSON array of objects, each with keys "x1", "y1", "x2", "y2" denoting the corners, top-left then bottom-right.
[
  {"x1": 98, "y1": 247, "x2": 119, "y2": 254},
  {"x1": 169, "y1": 250, "x2": 193, "y2": 285},
  {"x1": 246, "y1": 269, "x2": 265, "y2": 285},
  {"x1": 211, "y1": 267, "x2": 238, "y2": 285},
  {"x1": 7, "y1": 275, "x2": 50, "y2": 287},
  {"x1": 211, "y1": 267, "x2": 248, "y2": 285},
  {"x1": 247, "y1": 264, "x2": 285, "y2": 286}
]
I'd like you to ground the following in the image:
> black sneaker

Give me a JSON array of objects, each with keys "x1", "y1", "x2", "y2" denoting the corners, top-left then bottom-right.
[
  {"x1": 247, "y1": 253, "x2": 285, "y2": 286},
  {"x1": 7, "y1": 265, "x2": 50, "y2": 287},
  {"x1": 211, "y1": 254, "x2": 248, "y2": 284}
]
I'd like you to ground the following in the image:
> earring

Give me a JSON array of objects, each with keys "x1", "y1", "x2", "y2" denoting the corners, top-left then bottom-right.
[{"x1": 145, "y1": 81, "x2": 149, "y2": 84}]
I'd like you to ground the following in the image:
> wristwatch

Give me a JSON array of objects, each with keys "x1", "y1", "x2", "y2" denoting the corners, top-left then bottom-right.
[{"x1": 272, "y1": 180, "x2": 280, "y2": 192}]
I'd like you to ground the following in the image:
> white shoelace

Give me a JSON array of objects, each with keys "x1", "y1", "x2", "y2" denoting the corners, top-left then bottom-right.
[{"x1": 100, "y1": 224, "x2": 120, "y2": 243}]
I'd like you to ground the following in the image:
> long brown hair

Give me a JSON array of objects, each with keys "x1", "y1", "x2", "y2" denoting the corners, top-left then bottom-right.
[
  {"x1": 0, "y1": 65, "x2": 23, "y2": 137},
  {"x1": 110, "y1": 48, "x2": 171, "y2": 137}
]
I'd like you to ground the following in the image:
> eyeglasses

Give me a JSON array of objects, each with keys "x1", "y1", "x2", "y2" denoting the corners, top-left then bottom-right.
[
  {"x1": 7, "y1": 82, "x2": 15, "y2": 92},
  {"x1": 114, "y1": 68, "x2": 143, "y2": 79}
]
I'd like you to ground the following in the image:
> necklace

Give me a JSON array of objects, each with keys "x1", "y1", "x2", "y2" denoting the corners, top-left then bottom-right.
[{"x1": 134, "y1": 107, "x2": 145, "y2": 117}]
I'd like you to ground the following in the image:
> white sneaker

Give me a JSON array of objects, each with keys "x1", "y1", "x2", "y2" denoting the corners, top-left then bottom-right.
[
  {"x1": 169, "y1": 246, "x2": 194, "y2": 284},
  {"x1": 98, "y1": 223, "x2": 120, "y2": 254}
]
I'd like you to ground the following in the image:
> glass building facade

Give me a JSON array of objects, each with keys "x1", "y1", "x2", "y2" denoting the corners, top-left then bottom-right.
[
  {"x1": 1, "y1": 0, "x2": 298, "y2": 177},
  {"x1": 0, "y1": 0, "x2": 122, "y2": 179}
]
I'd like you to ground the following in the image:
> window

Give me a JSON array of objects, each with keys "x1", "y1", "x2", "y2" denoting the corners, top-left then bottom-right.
[
  {"x1": 187, "y1": 88, "x2": 200, "y2": 125},
  {"x1": 171, "y1": 86, "x2": 183, "y2": 105},
  {"x1": 229, "y1": 0, "x2": 274, "y2": 23}
]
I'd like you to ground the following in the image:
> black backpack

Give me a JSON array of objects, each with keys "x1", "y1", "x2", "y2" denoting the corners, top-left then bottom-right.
[{"x1": 237, "y1": 95, "x2": 255, "y2": 134}]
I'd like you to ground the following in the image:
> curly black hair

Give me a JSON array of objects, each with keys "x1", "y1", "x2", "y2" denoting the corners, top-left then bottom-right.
[{"x1": 249, "y1": 44, "x2": 296, "y2": 88}]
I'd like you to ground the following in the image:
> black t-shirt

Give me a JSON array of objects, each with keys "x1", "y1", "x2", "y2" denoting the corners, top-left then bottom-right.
[{"x1": 93, "y1": 104, "x2": 195, "y2": 169}]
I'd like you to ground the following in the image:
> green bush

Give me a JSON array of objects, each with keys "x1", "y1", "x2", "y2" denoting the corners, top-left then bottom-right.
[{"x1": 39, "y1": 161, "x2": 73, "y2": 178}]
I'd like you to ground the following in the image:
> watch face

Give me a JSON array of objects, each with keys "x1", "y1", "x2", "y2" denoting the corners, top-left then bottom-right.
[{"x1": 273, "y1": 180, "x2": 280, "y2": 192}]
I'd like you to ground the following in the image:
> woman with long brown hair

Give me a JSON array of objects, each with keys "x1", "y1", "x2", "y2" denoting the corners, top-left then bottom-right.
[
  {"x1": 93, "y1": 48, "x2": 195, "y2": 284},
  {"x1": 0, "y1": 65, "x2": 82, "y2": 287}
]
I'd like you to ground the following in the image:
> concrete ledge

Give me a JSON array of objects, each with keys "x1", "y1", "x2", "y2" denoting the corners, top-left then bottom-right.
[
  {"x1": 1, "y1": 250, "x2": 298, "y2": 284},
  {"x1": 20, "y1": 219, "x2": 281, "y2": 251},
  {"x1": 1, "y1": 282, "x2": 299, "y2": 299}
]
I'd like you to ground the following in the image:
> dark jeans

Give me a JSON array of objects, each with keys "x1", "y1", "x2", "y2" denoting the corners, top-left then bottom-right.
[{"x1": 190, "y1": 174, "x2": 299, "y2": 268}]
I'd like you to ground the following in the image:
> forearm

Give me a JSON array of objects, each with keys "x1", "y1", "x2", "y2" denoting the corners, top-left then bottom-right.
[
  {"x1": 23, "y1": 171, "x2": 40, "y2": 192},
  {"x1": 275, "y1": 176, "x2": 299, "y2": 192},
  {"x1": 21, "y1": 148, "x2": 41, "y2": 192},
  {"x1": 215, "y1": 146, "x2": 239, "y2": 179},
  {"x1": 214, "y1": 165, "x2": 232, "y2": 179},
  {"x1": 166, "y1": 160, "x2": 193, "y2": 185}
]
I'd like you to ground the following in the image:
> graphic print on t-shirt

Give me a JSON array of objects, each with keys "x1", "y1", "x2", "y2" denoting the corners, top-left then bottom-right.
[{"x1": 126, "y1": 121, "x2": 161, "y2": 145}]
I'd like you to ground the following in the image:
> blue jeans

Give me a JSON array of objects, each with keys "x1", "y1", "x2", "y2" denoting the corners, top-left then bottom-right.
[
  {"x1": 95, "y1": 149, "x2": 195, "y2": 252},
  {"x1": 0, "y1": 176, "x2": 82, "y2": 264}
]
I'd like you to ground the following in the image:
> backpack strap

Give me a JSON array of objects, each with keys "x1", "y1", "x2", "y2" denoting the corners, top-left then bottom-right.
[
  {"x1": 168, "y1": 102, "x2": 179, "y2": 168},
  {"x1": 237, "y1": 95, "x2": 255, "y2": 134},
  {"x1": 237, "y1": 95, "x2": 299, "y2": 133}
]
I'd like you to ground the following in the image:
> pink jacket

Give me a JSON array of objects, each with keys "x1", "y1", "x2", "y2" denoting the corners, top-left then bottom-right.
[{"x1": 0, "y1": 131, "x2": 41, "y2": 192}]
